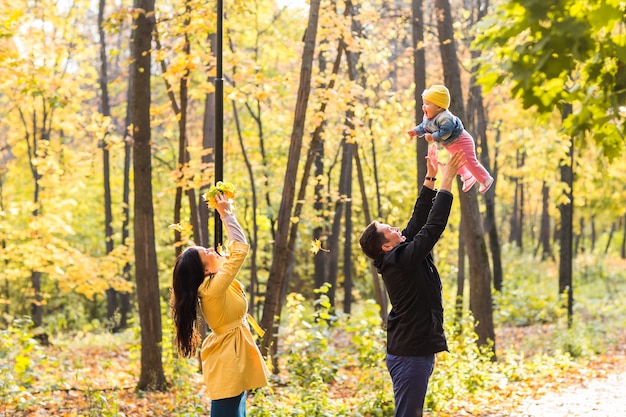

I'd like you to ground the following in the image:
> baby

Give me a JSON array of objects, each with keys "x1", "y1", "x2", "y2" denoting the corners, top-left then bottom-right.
[{"x1": 408, "y1": 85, "x2": 493, "y2": 193}]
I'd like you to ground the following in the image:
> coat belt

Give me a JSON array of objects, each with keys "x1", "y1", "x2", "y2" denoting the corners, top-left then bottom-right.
[{"x1": 212, "y1": 314, "x2": 265, "y2": 337}]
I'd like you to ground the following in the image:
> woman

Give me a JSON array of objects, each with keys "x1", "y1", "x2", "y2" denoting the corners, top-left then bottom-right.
[{"x1": 172, "y1": 192, "x2": 269, "y2": 416}]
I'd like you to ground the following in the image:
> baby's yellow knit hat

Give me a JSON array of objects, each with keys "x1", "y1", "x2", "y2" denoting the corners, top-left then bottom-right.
[{"x1": 422, "y1": 85, "x2": 450, "y2": 109}]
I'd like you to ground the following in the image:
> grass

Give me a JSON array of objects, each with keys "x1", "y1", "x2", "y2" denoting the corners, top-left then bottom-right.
[{"x1": 1, "y1": 248, "x2": 625, "y2": 416}]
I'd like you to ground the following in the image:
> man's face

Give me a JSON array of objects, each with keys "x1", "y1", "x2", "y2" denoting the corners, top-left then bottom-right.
[{"x1": 377, "y1": 222, "x2": 405, "y2": 252}]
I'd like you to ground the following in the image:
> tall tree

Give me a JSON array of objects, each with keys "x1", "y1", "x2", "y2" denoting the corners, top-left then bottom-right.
[
  {"x1": 260, "y1": 0, "x2": 322, "y2": 361},
  {"x1": 558, "y1": 105, "x2": 574, "y2": 327},
  {"x1": 326, "y1": 0, "x2": 361, "y2": 312},
  {"x1": 537, "y1": 181, "x2": 553, "y2": 261},
  {"x1": 313, "y1": 43, "x2": 330, "y2": 294},
  {"x1": 131, "y1": 0, "x2": 166, "y2": 391},
  {"x1": 119, "y1": 85, "x2": 134, "y2": 331},
  {"x1": 474, "y1": 0, "x2": 626, "y2": 328},
  {"x1": 434, "y1": 0, "x2": 495, "y2": 351},
  {"x1": 466, "y1": 0, "x2": 503, "y2": 295},
  {"x1": 509, "y1": 150, "x2": 525, "y2": 248},
  {"x1": 411, "y1": 0, "x2": 428, "y2": 186},
  {"x1": 200, "y1": 32, "x2": 217, "y2": 249},
  {"x1": 355, "y1": 147, "x2": 388, "y2": 323},
  {"x1": 98, "y1": 0, "x2": 119, "y2": 323},
  {"x1": 622, "y1": 214, "x2": 626, "y2": 259},
  {"x1": 155, "y1": 3, "x2": 203, "y2": 255}
]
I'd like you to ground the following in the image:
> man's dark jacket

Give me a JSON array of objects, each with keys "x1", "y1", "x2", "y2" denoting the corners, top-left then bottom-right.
[{"x1": 374, "y1": 186, "x2": 453, "y2": 356}]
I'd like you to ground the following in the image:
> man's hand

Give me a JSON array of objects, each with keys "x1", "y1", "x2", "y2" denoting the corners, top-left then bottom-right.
[
  {"x1": 426, "y1": 144, "x2": 439, "y2": 177},
  {"x1": 439, "y1": 151, "x2": 467, "y2": 192}
]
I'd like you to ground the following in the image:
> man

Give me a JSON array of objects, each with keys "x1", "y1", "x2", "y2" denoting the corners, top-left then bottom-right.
[{"x1": 359, "y1": 146, "x2": 466, "y2": 417}]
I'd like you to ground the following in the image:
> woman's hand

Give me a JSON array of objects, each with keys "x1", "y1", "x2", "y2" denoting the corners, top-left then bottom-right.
[{"x1": 214, "y1": 192, "x2": 233, "y2": 217}]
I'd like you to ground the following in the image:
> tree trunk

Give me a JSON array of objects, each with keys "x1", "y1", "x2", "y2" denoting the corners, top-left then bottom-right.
[
  {"x1": 326, "y1": 3, "x2": 360, "y2": 312},
  {"x1": 509, "y1": 150, "x2": 525, "y2": 248},
  {"x1": 22, "y1": 95, "x2": 48, "y2": 328},
  {"x1": 355, "y1": 148, "x2": 388, "y2": 324},
  {"x1": 590, "y1": 216, "x2": 596, "y2": 252},
  {"x1": 622, "y1": 213, "x2": 626, "y2": 259},
  {"x1": 260, "y1": 0, "x2": 322, "y2": 361},
  {"x1": 119, "y1": 72, "x2": 134, "y2": 331},
  {"x1": 434, "y1": 0, "x2": 495, "y2": 352},
  {"x1": 558, "y1": 104, "x2": 574, "y2": 328},
  {"x1": 98, "y1": 0, "x2": 118, "y2": 323},
  {"x1": 131, "y1": 0, "x2": 166, "y2": 391},
  {"x1": 343, "y1": 181, "x2": 353, "y2": 314},
  {"x1": 455, "y1": 220, "x2": 465, "y2": 321},
  {"x1": 411, "y1": 0, "x2": 428, "y2": 186},
  {"x1": 0, "y1": 184, "x2": 7, "y2": 322},
  {"x1": 199, "y1": 32, "x2": 217, "y2": 249},
  {"x1": 467, "y1": 46, "x2": 502, "y2": 294},
  {"x1": 31, "y1": 163, "x2": 43, "y2": 328},
  {"x1": 604, "y1": 222, "x2": 615, "y2": 255},
  {"x1": 313, "y1": 43, "x2": 330, "y2": 293},
  {"x1": 313, "y1": 138, "x2": 328, "y2": 292},
  {"x1": 231, "y1": 101, "x2": 260, "y2": 315},
  {"x1": 538, "y1": 181, "x2": 553, "y2": 260},
  {"x1": 327, "y1": 136, "x2": 354, "y2": 310},
  {"x1": 326, "y1": 140, "x2": 346, "y2": 308},
  {"x1": 509, "y1": 161, "x2": 520, "y2": 245},
  {"x1": 517, "y1": 150, "x2": 526, "y2": 245},
  {"x1": 155, "y1": 15, "x2": 202, "y2": 254},
  {"x1": 340, "y1": 4, "x2": 362, "y2": 313}
]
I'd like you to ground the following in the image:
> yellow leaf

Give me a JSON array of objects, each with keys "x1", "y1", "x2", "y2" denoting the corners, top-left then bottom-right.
[
  {"x1": 203, "y1": 181, "x2": 237, "y2": 208},
  {"x1": 168, "y1": 223, "x2": 183, "y2": 232},
  {"x1": 310, "y1": 239, "x2": 322, "y2": 254},
  {"x1": 310, "y1": 239, "x2": 329, "y2": 254}
]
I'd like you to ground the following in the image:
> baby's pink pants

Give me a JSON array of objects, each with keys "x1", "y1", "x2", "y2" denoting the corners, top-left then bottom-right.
[{"x1": 444, "y1": 131, "x2": 491, "y2": 183}]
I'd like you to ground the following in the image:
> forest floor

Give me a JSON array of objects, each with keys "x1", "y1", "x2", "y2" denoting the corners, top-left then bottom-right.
[
  {"x1": 481, "y1": 352, "x2": 626, "y2": 417},
  {"x1": 479, "y1": 326, "x2": 626, "y2": 417},
  {"x1": 2, "y1": 326, "x2": 625, "y2": 416},
  {"x1": 507, "y1": 367, "x2": 626, "y2": 417}
]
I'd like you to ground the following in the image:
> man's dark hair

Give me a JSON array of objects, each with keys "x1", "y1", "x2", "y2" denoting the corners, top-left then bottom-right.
[{"x1": 359, "y1": 221, "x2": 386, "y2": 262}]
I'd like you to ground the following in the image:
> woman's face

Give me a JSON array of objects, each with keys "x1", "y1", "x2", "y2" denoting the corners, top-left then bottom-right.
[{"x1": 194, "y1": 246, "x2": 224, "y2": 276}]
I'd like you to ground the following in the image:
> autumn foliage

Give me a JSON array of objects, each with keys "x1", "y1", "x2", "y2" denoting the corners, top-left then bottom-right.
[{"x1": 1, "y1": 0, "x2": 626, "y2": 415}]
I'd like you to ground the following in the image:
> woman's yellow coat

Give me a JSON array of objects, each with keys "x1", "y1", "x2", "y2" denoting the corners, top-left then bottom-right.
[{"x1": 198, "y1": 241, "x2": 269, "y2": 400}]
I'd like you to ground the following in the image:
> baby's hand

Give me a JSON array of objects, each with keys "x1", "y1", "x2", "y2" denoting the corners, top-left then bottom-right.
[
  {"x1": 424, "y1": 133, "x2": 434, "y2": 143},
  {"x1": 407, "y1": 129, "x2": 418, "y2": 137}
]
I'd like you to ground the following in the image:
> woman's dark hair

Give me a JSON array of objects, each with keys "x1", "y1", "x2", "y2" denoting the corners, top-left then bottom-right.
[
  {"x1": 171, "y1": 247, "x2": 206, "y2": 357},
  {"x1": 359, "y1": 221, "x2": 386, "y2": 262}
]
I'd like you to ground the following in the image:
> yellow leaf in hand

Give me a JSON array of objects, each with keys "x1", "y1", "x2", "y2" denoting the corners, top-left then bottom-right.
[{"x1": 204, "y1": 181, "x2": 237, "y2": 208}]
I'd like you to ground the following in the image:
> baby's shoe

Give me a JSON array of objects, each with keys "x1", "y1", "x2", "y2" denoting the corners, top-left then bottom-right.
[
  {"x1": 461, "y1": 175, "x2": 477, "y2": 192},
  {"x1": 479, "y1": 177, "x2": 494, "y2": 194}
]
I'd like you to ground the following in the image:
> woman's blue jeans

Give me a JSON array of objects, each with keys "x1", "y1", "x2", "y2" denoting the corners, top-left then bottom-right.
[
  {"x1": 386, "y1": 353, "x2": 436, "y2": 417},
  {"x1": 210, "y1": 391, "x2": 246, "y2": 417}
]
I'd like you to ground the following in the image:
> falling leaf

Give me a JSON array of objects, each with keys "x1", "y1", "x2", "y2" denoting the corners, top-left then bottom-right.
[
  {"x1": 168, "y1": 223, "x2": 183, "y2": 232},
  {"x1": 310, "y1": 239, "x2": 329, "y2": 254}
]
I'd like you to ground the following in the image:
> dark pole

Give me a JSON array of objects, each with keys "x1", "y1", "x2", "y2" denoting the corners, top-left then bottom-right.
[{"x1": 214, "y1": 0, "x2": 224, "y2": 246}]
